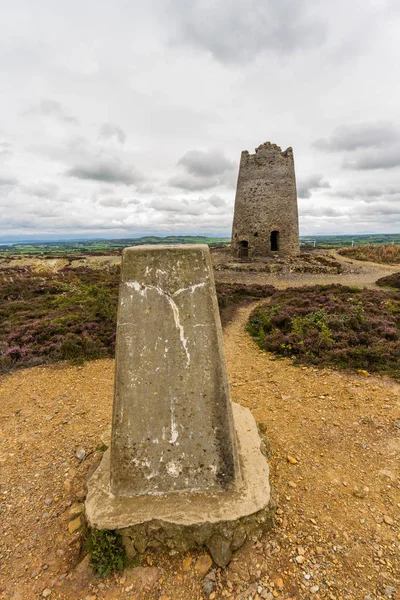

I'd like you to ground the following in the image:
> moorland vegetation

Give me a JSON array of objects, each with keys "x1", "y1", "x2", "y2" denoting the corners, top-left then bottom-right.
[
  {"x1": 339, "y1": 244, "x2": 400, "y2": 264},
  {"x1": 0, "y1": 265, "x2": 275, "y2": 372},
  {"x1": 1, "y1": 266, "x2": 399, "y2": 380},
  {"x1": 248, "y1": 284, "x2": 400, "y2": 380}
]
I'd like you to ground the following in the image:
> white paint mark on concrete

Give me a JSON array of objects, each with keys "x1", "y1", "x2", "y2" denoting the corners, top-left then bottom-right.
[
  {"x1": 169, "y1": 397, "x2": 178, "y2": 444},
  {"x1": 126, "y1": 281, "x2": 191, "y2": 366},
  {"x1": 166, "y1": 461, "x2": 181, "y2": 478},
  {"x1": 172, "y1": 282, "x2": 207, "y2": 297}
]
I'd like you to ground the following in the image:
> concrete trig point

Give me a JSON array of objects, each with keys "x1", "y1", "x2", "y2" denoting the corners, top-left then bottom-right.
[{"x1": 85, "y1": 245, "x2": 271, "y2": 566}]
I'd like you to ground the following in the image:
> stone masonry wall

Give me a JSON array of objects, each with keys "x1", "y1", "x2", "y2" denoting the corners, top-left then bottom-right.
[{"x1": 231, "y1": 142, "x2": 300, "y2": 257}]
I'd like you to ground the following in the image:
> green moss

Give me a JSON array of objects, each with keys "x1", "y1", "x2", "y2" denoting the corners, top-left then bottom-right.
[{"x1": 87, "y1": 529, "x2": 126, "y2": 577}]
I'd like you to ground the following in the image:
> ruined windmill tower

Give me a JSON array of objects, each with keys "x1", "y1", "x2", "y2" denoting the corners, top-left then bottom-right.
[{"x1": 231, "y1": 142, "x2": 300, "y2": 258}]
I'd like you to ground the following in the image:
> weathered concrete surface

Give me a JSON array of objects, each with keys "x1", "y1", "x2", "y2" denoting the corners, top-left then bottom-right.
[
  {"x1": 110, "y1": 245, "x2": 239, "y2": 496},
  {"x1": 232, "y1": 141, "x2": 300, "y2": 257},
  {"x1": 85, "y1": 403, "x2": 272, "y2": 566}
]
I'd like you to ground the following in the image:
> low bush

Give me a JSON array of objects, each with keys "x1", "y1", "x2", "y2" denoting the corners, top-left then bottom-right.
[
  {"x1": 247, "y1": 284, "x2": 400, "y2": 379},
  {"x1": 376, "y1": 272, "x2": 400, "y2": 289},
  {"x1": 339, "y1": 244, "x2": 400, "y2": 264}
]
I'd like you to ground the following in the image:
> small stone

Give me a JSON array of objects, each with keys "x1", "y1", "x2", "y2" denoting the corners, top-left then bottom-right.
[
  {"x1": 44, "y1": 498, "x2": 53, "y2": 506},
  {"x1": 274, "y1": 576, "x2": 284, "y2": 590},
  {"x1": 68, "y1": 516, "x2": 82, "y2": 534},
  {"x1": 42, "y1": 590, "x2": 52, "y2": 598},
  {"x1": 209, "y1": 593, "x2": 216, "y2": 600},
  {"x1": 310, "y1": 586, "x2": 319, "y2": 594},
  {"x1": 202, "y1": 577, "x2": 214, "y2": 596},
  {"x1": 383, "y1": 515, "x2": 394, "y2": 525},
  {"x1": 75, "y1": 448, "x2": 86, "y2": 461},
  {"x1": 384, "y1": 586, "x2": 396, "y2": 598},
  {"x1": 297, "y1": 546, "x2": 305, "y2": 555},
  {"x1": 207, "y1": 535, "x2": 232, "y2": 568},
  {"x1": 69, "y1": 502, "x2": 84, "y2": 518},
  {"x1": 357, "y1": 369, "x2": 370, "y2": 377},
  {"x1": 287, "y1": 455, "x2": 298, "y2": 465},
  {"x1": 30, "y1": 570, "x2": 39, "y2": 578},
  {"x1": 316, "y1": 547, "x2": 323, "y2": 554},
  {"x1": 182, "y1": 556, "x2": 192, "y2": 571},
  {"x1": 261, "y1": 593, "x2": 274, "y2": 600},
  {"x1": 353, "y1": 486, "x2": 370, "y2": 499},
  {"x1": 295, "y1": 555, "x2": 305, "y2": 564},
  {"x1": 288, "y1": 481, "x2": 297, "y2": 488},
  {"x1": 195, "y1": 554, "x2": 213, "y2": 577}
]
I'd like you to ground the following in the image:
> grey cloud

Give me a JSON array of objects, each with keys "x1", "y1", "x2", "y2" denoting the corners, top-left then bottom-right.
[
  {"x1": 0, "y1": 142, "x2": 12, "y2": 160},
  {"x1": 161, "y1": 0, "x2": 326, "y2": 64},
  {"x1": 353, "y1": 202, "x2": 400, "y2": 217},
  {"x1": 169, "y1": 149, "x2": 236, "y2": 191},
  {"x1": 301, "y1": 205, "x2": 343, "y2": 218},
  {"x1": 331, "y1": 185, "x2": 400, "y2": 202},
  {"x1": 168, "y1": 173, "x2": 220, "y2": 191},
  {"x1": 208, "y1": 194, "x2": 227, "y2": 208},
  {"x1": 297, "y1": 175, "x2": 330, "y2": 199},
  {"x1": 178, "y1": 149, "x2": 235, "y2": 177},
  {"x1": 97, "y1": 197, "x2": 127, "y2": 208},
  {"x1": 26, "y1": 99, "x2": 79, "y2": 124},
  {"x1": 0, "y1": 175, "x2": 18, "y2": 187},
  {"x1": 314, "y1": 122, "x2": 398, "y2": 152},
  {"x1": 343, "y1": 149, "x2": 400, "y2": 170},
  {"x1": 23, "y1": 182, "x2": 59, "y2": 198},
  {"x1": 149, "y1": 194, "x2": 230, "y2": 217},
  {"x1": 99, "y1": 124, "x2": 126, "y2": 144},
  {"x1": 66, "y1": 157, "x2": 140, "y2": 185}
]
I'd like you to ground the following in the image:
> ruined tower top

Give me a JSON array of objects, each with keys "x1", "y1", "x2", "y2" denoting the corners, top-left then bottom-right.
[{"x1": 231, "y1": 141, "x2": 300, "y2": 257}]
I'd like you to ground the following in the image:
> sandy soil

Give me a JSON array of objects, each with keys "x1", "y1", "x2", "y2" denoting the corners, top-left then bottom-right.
[{"x1": 0, "y1": 258, "x2": 399, "y2": 600}]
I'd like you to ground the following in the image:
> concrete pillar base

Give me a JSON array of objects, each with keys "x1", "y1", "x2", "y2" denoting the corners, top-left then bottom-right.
[{"x1": 85, "y1": 403, "x2": 272, "y2": 567}]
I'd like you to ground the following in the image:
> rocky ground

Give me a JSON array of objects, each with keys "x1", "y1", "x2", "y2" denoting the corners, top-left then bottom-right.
[{"x1": 0, "y1": 254, "x2": 399, "y2": 600}]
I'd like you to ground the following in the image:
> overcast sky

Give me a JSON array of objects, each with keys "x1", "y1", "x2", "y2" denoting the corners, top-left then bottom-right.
[{"x1": 1, "y1": 0, "x2": 400, "y2": 241}]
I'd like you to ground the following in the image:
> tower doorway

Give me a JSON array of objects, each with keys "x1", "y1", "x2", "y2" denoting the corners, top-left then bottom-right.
[
  {"x1": 238, "y1": 240, "x2": 249, "y2": 259},
  {"x1": 270, "y1": 230, "x2": 279, "y2": 252}
]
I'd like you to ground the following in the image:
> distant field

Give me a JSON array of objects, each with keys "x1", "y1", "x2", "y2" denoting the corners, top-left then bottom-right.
[
  {"x1": 0, "y1": 235, "x2": 230, "y2": 256},
  {"x1": 300, "y1": 233, "x2": 400, "y2": 247},
  {"x1": 0, "y1": 233, "x2": 399, "y2": 256}
]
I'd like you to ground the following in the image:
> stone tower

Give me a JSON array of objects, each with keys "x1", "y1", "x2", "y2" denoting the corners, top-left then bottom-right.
[{"x1": 231, "y1": 142, "x2": 300, "y2": 257}]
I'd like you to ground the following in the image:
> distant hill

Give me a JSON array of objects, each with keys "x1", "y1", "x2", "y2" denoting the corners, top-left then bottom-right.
[
  {"x1": 0, "y1": 235, "x2": 231, "y2": 256},
  {"x1": 0, "y1": 233, "x2": 399, "y2": 256}
]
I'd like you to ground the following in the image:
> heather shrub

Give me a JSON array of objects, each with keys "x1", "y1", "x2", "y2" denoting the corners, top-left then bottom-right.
[
  {"x1": 0, "y1": 266, "x2": 119, "y2": 370},
  {"x1": 339, "y1": 244, "x2": 400, "y2": 264},
  {"x1": 0, "y1": 267, "x2": 275, "y2": 371},
  {"x1": 216, "y1": 283, "x2": 276, "y2": 325},
  {"x1": 247, "y1": 284, "x2": 400, "y2": 379},
  {"x1": 376, "y1": 272, "x2": 400, "y2": 290}
]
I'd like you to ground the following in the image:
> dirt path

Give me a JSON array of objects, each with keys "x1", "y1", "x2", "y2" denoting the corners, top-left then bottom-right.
[
  {"x1": 215, "y1": 252, "x2": 399, "y2": 290},
  {"x1": 0, "y1": 295, "x2": 399, "y2": 599}
]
